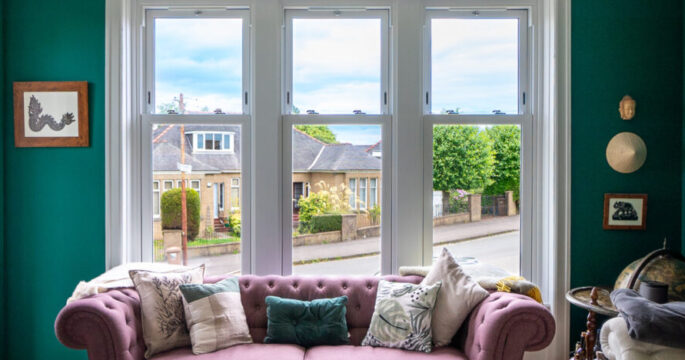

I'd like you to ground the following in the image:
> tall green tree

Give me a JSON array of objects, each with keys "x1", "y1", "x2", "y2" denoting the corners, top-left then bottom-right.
[
  {"x1": 484, "y1": 125, "x2": 521, "y2": 200},
  {"x1": 433, "y1": 125, "x2": 495, "y2": 209},
  {"x1": 295, "y1": 125, "x2": 338, "y2": 144}
]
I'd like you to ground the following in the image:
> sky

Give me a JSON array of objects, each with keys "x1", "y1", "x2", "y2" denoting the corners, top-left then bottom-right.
[{"x1": 154, "y1": 16, "x2": 519, "y2": 143}]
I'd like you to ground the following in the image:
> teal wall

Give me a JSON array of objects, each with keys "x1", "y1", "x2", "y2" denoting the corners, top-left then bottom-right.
[
  {"x1": 0, "y1": 0, "x2": 6, "y2": 352},
  {"x1": 3, "y1": 0, "x2": 105, "y2": 359},
  {"x1": 571, "y1": 0, "x2": 683, "y2": 347}
]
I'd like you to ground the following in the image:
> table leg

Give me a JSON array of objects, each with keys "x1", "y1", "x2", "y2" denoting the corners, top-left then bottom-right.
[{"x1": 584, "y1": 287, "x2": 599, "y2": 360}]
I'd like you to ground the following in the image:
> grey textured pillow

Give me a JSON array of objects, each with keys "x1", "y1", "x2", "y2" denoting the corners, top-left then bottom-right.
[
  {"x1": 421, "y1": 248, "x2": 489, "y2": 347},
  {"x1": 129, "y1": 265, "x2": 205, "y2": 358}
]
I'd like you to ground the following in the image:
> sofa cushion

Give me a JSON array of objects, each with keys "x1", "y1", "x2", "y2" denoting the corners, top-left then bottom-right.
[
  {"x1": 264, "y1": 295, "x2": 350, "y2": 347},
  {"x1": 304, "y1": 345, "x2": 467, "y2": 360},
  {"x1": 151, "y1": 343, "x2": 306, "y2": 360},
  {"x1": 179, "y1": 277, "x2": 252, "y2": 354}
]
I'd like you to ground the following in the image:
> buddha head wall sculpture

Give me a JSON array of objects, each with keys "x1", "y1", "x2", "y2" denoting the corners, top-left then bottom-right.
[{"x1": 619, "y1": 95, "x2": 636, "y2": 120}]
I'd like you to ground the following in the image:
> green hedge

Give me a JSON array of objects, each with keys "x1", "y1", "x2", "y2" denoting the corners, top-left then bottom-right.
[
  {"x1": 307, "y1": 214, "x2": 342, "y2": 234},
  {"x1": 161, "y1": 188, "x2": 200, "y2": 240}
]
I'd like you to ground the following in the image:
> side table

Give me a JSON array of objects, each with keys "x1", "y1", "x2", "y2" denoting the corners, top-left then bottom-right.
[{"x1": 566, "y1": 286, "x2": 618, "y2": 360}]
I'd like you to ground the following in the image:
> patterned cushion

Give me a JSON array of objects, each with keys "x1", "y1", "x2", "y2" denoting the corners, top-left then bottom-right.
[
  {"x1": 179, "y1": 277, "x2": 252, "y2": 354},
  {"x1": 362, "y1": 280, "x2": 441, "y2": 353},
  {"x1": 129, "y1": 265, "x2": 205, "y2": 358}
]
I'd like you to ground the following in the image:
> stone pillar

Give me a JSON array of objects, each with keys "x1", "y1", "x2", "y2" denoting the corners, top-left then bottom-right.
[
  {"x1": 163, "y1": 229, "x2": 182, "y2": 251},
  {"x1": 341, "y1": 214, "x2": 358, "y2": 241},
  {"x1": 468, "y1": 194, "x2": 481, "y2": 222},
  {"x1": 505, "y1": 191, "x2": 517, "y2": 216}
]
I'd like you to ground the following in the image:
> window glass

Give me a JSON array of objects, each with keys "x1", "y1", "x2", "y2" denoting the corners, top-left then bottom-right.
[
  {"x1": 359, "y1": 178, "x2": 367, "y2": 209},
  {"x1": 154, "y1": 18, "x2": 243, "y2": 114},
  {"x1": 369, "y1": 178, "x2": 377, "y2": 208},
  {"x1": 291, "y1": 125, "x2": 382, "y2": 275},
  {"x1": 151, "y1": 124, "x2": 242, "y2": 276},
  {"x1": 432, "y1": 124, "x2": 521, "y2": 274},
  {"x1": 231, "y1": 178, "x2": 240, "y2": 209},
  {"x1": 153, "y1": 181, "x2": 161, "y2": 216},
  {"x1": 431, "y1": 18, "x2": 519, "y2": 114},
  {"x1": 291, "y1": 18, "x2": 382, "y2": 114}
]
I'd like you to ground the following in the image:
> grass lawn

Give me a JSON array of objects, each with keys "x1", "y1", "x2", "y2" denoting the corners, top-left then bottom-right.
[{"x1": 153, "y1": 234, "x2": 240, "y2": 261}]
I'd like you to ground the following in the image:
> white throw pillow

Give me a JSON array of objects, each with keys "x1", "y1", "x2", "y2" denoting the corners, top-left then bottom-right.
[
  {"x1": 129, "y1": 265, "x2": 205, "y2": 358},
  {"x1": 421, "y1": 248, "x2": 489, "y2": 347}
]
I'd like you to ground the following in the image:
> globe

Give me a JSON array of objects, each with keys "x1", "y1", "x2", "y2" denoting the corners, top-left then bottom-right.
[{"x1": 615, "y1": 249, "x2": 685, "y2": 302}]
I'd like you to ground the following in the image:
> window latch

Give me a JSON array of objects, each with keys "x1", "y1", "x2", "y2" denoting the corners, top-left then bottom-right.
[
  {"x1": 353, "y1": 109, "x2": 366, "y2": 115},
  {"x1": 306, "y1": 110, "x2": 319, "y2": 115}
]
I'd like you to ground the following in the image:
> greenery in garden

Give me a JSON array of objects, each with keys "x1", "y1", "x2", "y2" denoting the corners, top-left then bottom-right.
[
  {"x1": 229, "y1": 211, "x2": 241, "y2": 236},
  {"x1": 308, "y1": 214, "x2": 343, "y2": 233},
  {"x1": 368, "y1": 204, "x2": 381, "y2": 225},
  {"x1": 297, "y1": 181, "x2": 351, "y2": 233},
  {"x1": 433, "y1": 125, "x2": 495, "y2": 207},
  {"x1": 161, "y1": 188, "x2": 201, "y2": 240},
  {"x1": 484, "y1": 125, "x2": 521, "y2": 201},
  {"x1": 295, "y1": 125, "x2": 338, "y2": 144}
]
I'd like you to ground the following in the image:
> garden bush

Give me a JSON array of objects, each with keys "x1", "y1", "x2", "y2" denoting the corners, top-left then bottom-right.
[
  {"x1": 229, "y1": 212, "x2": 241, "y2": 236},
  {"x1": 161, "y1": 188, "x2": 200, "y2": 240},
  {"x1": 308, "y1": 214, "x2": 342, "y2": 234}
]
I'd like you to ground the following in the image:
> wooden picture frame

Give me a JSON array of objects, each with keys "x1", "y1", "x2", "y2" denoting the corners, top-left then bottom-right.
[
  {"x1": 13, "y1": 81, "x2": 89, "y2": 147},
  {"x1": 603, "y1": 193, "x2": 647, "y2": 230}
]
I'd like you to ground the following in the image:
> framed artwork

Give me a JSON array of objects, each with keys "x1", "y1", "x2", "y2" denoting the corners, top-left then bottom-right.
[
  {"x1": 603, "y1": 193, "x2": 647, "y2": 230},
  {"x1": 13, "y1": 81, "x2": 89, "y2": 147}
]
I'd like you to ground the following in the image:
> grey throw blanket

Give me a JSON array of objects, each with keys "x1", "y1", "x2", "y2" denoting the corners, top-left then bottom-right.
[{"x1": 611, "y1": 289, "x2": 685, "y2": 349}]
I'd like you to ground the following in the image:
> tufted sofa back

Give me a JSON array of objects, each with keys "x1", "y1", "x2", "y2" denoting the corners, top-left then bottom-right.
[{"x1": 204, "y1": 274, "x2": 423, "y2": 345}]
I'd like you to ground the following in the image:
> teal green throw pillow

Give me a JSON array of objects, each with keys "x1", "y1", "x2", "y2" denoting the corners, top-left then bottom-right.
[{"x1": 264, "y1": 295, "x2": 350, "y2": 347}]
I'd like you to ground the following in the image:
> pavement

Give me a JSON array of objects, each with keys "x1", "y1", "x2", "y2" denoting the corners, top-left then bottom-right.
[{"x1": 189, "y1": 215, "x2": 520, "y2": 276}]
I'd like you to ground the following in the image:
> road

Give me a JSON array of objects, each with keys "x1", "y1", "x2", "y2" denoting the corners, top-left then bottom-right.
[
  {"x1": 188, "y1": 215, "x2": 520, "y2": 276},
  {"x1": 293, "y1": 231, "x2": 520, "y2": 276}
]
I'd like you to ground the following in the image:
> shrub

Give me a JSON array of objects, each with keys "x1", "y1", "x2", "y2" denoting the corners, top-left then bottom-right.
[
  {"x1": 229, "y1": 212, "x2": 241, "y2": 236},
  {"x1": 308, "y1": 214, "x2": 342, "y2": 233},
  {"x1": 368, "y1": 205, "x2": 381, "y2": 225},
  {"x1": 161, "y1": 188, "x2": 200, "y2": 240}
]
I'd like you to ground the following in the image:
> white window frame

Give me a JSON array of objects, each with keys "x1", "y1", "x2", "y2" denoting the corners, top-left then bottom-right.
[
  {"x1": 107, "y1": 1, "x2": 570, "y2": 355},
  {"x1": 163, "y1": 180, "x2": 173, "y2": 191},
  {"x1": 283, "y1": 8, "x2": 390, "y2": 115},
  {"x1": 369, "y1": 178, "x2": 377, "y2": 208},
  {"x1": 422, "y1": 8, "x2": 533, "y2": 278},
  {"x1": 359, "y1": 177, "x2": 367, "y2": 210},
  {"x1": 139, "y1": 6, "x2": 252, "y2": 272},
  {"x1": 230, "y1": 177, "x2": 240, "y2": 211},
  {"x1": 190, "y1": 179, "x2": 201, "y2": 199}
]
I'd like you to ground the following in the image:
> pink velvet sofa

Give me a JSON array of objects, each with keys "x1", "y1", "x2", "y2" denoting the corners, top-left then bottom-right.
[{"x1": 55, "y1": 275, "x2": 555, "y2": 360}]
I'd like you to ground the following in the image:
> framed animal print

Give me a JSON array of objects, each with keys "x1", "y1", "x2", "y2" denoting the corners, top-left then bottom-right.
[
  {"x1": 13, "y1": 81, "x2": 89, "y2": 147},
  {"x1": 603, "y1": 193, "x2": 647, "y2": 230}
]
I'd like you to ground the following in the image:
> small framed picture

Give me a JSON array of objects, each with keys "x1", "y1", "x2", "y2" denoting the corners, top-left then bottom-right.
[
  {"x1": 13, "y1": 81, "x2": 89, "y2": 147},
  {"x1": 603, "y1": 193, "x2": 647, "y2": 230}
]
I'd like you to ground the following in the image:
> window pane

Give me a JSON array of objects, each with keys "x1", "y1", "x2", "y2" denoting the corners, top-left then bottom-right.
[
  {"x1": 152, "y1": 124, "x2": 242, "y2": 276},
  {"x1": 197, "y1": 134, "x2": 204, "y2": 149},
  {"x1": 369, "y1": 178, "x2": 377, "y2": 208},
  {"x1": 154, "y1": 18, "x2": 243, "y2": 114},
  {"x1": 431, "y1": 18, "x2": 519, "y2": 114},
  {"x1": 224, "y1": 134, "x2": 231, "y2": 150},
  {"x1": 359, "y1": 178, "x2": 367, "y2": 209},
  {"x1": 153, "y1": 182, "x2": 161, "y2": 216},
  {"x1": 432, "y1": 124, "x2": 521, "y2": 275},
  {"x1": 214, "y1": 134, "x2": 222, "y2": 150},
  {"x1": 292, "y1": 18, "x2": 381, "y2": 114},
  {"x1": 292, "y1": 125, "x2": 382, "y2": 275}
]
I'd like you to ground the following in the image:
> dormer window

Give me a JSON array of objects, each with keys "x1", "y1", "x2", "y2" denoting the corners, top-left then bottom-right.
[{"x1": 193, "y1": 132, "x2": 234, "y2": 153}]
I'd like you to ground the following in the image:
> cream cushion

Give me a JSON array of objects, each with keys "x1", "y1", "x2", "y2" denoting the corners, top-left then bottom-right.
[
  {"x1": 420, "y1": 248, "x2": 489, "y2": 347},
  {"x1": 600, "y1": 317, "x2": 685, "y2": 360}
]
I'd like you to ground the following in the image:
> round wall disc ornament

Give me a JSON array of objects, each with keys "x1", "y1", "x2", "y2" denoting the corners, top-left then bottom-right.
[{"x1": 606, "y1": 132, "x2": 647, "y2": 173}]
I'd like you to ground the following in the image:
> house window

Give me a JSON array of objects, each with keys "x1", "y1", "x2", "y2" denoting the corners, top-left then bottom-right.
[
  {"x1": 190, "y1": 180, "x2": 201, "y2": 199},
  {"x1": 369, "y1": 178, "x2": 377, "y2": 209},
  {"x1": 359, "y1": 178, "x2": 367, "y2": 210},
  {"x1": 192, "y1": 132, "x2": 234, "y2": 153},
  {"x1": 144, "y1": 8, "x2": 249, "y2": 276},
  {"x1": 425, "y1": 9, "x2": 530, "y2": 277},
  {"x1": 153, "y1": 181, "x2": 160, "y2": 218},
  {"x1": 230, "y1": 178, "x2": 240, "y2": 210},
  {"x1": 348, "y1": 178, "x2": 357, "y2": 209}
]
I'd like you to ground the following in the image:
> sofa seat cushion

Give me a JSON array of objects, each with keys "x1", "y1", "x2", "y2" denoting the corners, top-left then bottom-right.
[
  {"x1": 151, "y1": 343, "x2": 306, "y2": 360},
  {"x1": 304, "y1": 345, "x2": 467, "y2": 360}
]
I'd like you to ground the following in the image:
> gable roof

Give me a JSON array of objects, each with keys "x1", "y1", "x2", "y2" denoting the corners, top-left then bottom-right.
[{"x1": 152, "y1": 125, "x2": 381, "y2": 173}]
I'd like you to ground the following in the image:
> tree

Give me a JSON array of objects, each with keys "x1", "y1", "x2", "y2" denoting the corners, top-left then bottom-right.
[
  {"x1": 485, "y1": 125, "x2": 521, "y2": 200},
  {"x1": 433, "y1": 125, "x2": 495, "y2": 209},
  {"x1": 295, "y1": 125, "x2": 337, "y2": 144},
  {"x1": 161, "y1": 188, "x2": 201, "y2": 240}
]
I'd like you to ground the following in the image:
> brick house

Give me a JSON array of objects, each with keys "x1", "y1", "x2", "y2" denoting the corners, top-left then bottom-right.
[{"x1": 152, "y1": 125, "x2": 381, "y2": 240}]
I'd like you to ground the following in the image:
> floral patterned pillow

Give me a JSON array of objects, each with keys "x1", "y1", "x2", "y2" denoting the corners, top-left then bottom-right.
[
  {"x1": 129, "y1": 265, "x2": 205, "y2": 358},
  {"x1": 362, "y1": 280, "x2": 442, "y2": 353}
]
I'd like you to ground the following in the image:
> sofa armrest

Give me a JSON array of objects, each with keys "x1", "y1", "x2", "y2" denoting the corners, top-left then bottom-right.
[
  {"x1": 461, "y1": 292, "x2": 555, "y2": 360},
  {"x1": 55, "y1": 288, "x2": 145, "y2": 360}
]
